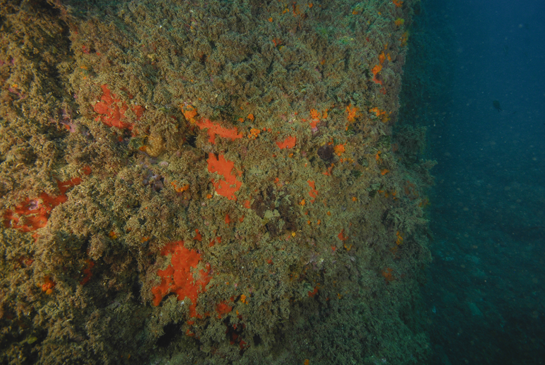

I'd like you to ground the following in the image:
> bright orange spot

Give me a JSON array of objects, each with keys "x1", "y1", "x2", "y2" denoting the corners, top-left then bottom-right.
[
  {"x1": 382, "y1": 267, "x2": 395, "y2": 282},
  {"x1": 292, "y1": 3, "x2": 301, "y2": 16},
  {"x1": 346, "y1": 104, "x2": 360, "y2": 122},
  {"x1": 309, "y1": 108, "x2": 326, "y2": 129},
  {"x1": 225, "y1": 214, "x2": 231, "y2": 224},
  {"x1": 379, "y1": 52, "x2": 386, "y2": 64},
  {"x1": 381, "y1": 169, "x2": 389, "y2": 175},
  {"x1": 181, "y1": 104, "x2": 198, "y2": 121},
  {"x1": 396, "y1": 231, "x2": 404, "y2": 245},
  {"x1": 338, "y1": 229, "x2": 349, "y2": 241},
  {"x1": 249, "y1": 128, "x2": 261, "y2": 139},
  {"x1": 307, "y1": 180, "x2": 318, "y2": 203},
  {"x1": 322, "y1": 165, "x2": 333, "y2": 176},
  {"x1": 371, "y1": 64, "x2": 382, "y2": 75},
  {"x1": 334, "y1": 144, "x2": 345, "y2": 156},
  {"x1": 216, "y1": 301, "x2": 233, "y2": 318},
  {"x1": 80, "y1": 259, "x2": 95, "y2": 285},
  {"x1": 371, "y1": 64, "x2": 383, "y2": 85},
  {"x1": 370, "y1": 107, "x2": 389, "y2": 122},
  {"x1": 308, "y1": 285, "x2": 319, "y2": 297},
  {"x1": 393, "y1": 0, "x2": 403, "y2": 8},
  {"x1": 41, "y1": 276, "x2": 56, "y2": 293},
  {"x1": 247, "y1": 114, "x2": 255, "y2": 121},
  {"x1": 194, "y1": 229, "x2": 202, "y2": 241},
  {"x1": 171, "y1": 182, "x2": 189, "y2": 193}
]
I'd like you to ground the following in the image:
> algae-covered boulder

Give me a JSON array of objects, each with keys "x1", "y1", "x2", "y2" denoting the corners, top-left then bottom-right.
[{"x1": 0, "y1": 0, "x2": 432, "y2": 364}]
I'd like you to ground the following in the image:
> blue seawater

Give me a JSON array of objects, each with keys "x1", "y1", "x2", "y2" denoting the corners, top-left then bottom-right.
[{"x1": 420, "y1": 0, "x2": 545, "y2": 363}]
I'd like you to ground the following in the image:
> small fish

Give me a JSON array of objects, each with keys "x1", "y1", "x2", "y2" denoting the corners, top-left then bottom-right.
[
  {"x1": 493, "y1": 100, "x2": 502, "y2": 112},
  {"x1": 493, "y1": 100, "x2": 517, "y2": 115}
]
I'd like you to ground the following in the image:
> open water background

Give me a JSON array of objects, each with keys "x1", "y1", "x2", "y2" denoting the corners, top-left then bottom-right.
[{"x1": 423, "y1": 0, "x2": 545, "y2": 363}]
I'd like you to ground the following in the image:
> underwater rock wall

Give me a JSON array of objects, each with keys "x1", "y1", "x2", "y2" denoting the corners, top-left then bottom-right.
[{"x1": 0, "y1": 0, "x2": 433, "y2": 363}]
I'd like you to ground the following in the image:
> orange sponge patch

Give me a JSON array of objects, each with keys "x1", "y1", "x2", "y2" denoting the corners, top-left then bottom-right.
[
  {"x1": 207, "y1": 153, "x2": 242, "y2": 201},
  {"x1": 94, "y1": 84, "x2": 143, "y2": 130},
  {"x1": 3, "y1": 178, "x2": 83, "y2": 232},
  {"x1": 307, "y1": 180, "x2": 318, "y2": 203},
  {"x1": 276, "y1": 136, "x2": 297, "y2": 149},
  {"x1": 338, "y1": 229, "x2": 349, "y2": 241},
  {"x1": 216, "y1": 300, "x2": 233, "y2": 319},
  {"x1": 41, "y1": 276, "x2": 56, "y2": 295},
  {"x1": 346, "y1": 104, "x2": 361, "y2": 122},
  {"x1": 195, "y1": 119, "x2": 243, "y2": 144},
  {"x1": 151, "y1": 241, "x2": 212, "y2": 318},
  {"x1": 334, "y1": 143, "x2": 346, "y2": 156},
  {"x1": 371, "y1": 64, "x2": 383, "y2": 85}
]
